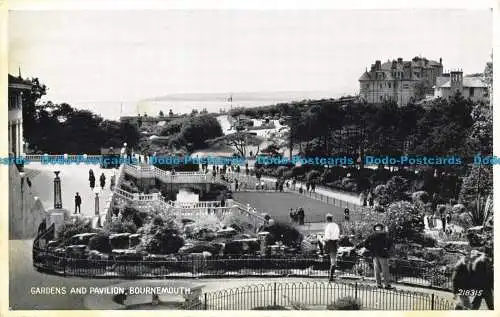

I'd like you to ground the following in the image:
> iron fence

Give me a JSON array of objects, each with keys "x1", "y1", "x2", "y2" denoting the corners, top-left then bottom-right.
[
  {"x1": 32, "y1": 241, "x2": 453, "y2": 291},
  {"x1": 185, "y1": 280, "x2": 454, "y2": 310}
]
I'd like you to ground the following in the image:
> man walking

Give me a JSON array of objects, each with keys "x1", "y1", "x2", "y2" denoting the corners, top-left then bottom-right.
[
  {"x1": 323, "y1": 213, "x2": 340, "y2": 282},
  {"x1": 452, "y1": 246, "x2": 493, "y2": 310},
  {"x1": 74, "y1": 192, "x2": 82, "y2": 214},
  {"x1": 354, "y1": 223, "x2": 394, "y2": 289},
  {"x1": 100, "y1": 173, "x2": 106, "y2": 190}
]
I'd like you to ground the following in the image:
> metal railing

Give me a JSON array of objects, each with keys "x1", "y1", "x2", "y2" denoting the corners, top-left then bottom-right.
[
  {"x1": 31, "y1": 243, "x2": 453, "y2": 292},
  {"x1": 187, "y1": 281, "x2": 454, "y2": 310}
]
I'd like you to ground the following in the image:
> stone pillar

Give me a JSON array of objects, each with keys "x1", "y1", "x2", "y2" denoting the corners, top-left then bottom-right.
[
  {"x1": 19, "y1": 119, "x2": 24, "y2": 156},
  {"x1": 49, "y1": 212, "x2": 65, "y2": 239},
  {"x1": 257, "y1": 231, "x2": 270, "y2": 256},
  {"x1": 95, "y1": 192, "x2": 100, "y2": 216},
  {"x1": 17, "y1": 120, "x2": 21, "y2": 157},
  {"x1": 8, "y1": 122, "x2": 12, "y2": 154},
  {"x1": 53, "y1": 171, "x2": 62, "y2": 209}
]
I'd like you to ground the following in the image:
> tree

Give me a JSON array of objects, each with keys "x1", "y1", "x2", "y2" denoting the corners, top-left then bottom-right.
[
  {"x1": 178, "y1": 115, "x2": 223, "y2": 150},
  {"x1": 169, "y1": 109, "x2": 174, "y2": 117},
  {"x1": 159, "y1": 110, "x2": 164, "y2": 117},
  {"x1": 207, "y1": 131, "x2": 264, "y2": 157},
  {"x1": 459, "y1": 164, "x2": 493, "y2": 226}
]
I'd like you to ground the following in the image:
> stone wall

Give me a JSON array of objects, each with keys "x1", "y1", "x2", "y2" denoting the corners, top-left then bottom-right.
[{"x1": 9, "y1": 166, "x2": 47, "y2": 239}]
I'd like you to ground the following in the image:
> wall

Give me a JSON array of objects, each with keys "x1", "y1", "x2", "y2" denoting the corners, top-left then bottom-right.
[
  {"x1": 9, "y1": 166, "x2": 47, "y2": 239},
  {"x1": 435, "y1": 87, "x2": 489, "y2": 104}
]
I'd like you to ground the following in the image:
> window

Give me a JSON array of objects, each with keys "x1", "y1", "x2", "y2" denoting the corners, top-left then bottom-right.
[
  {"x1": 469, "y1": 87, "x2": 474, "y2": 97},
  {"x1": 380, "y1": 96, "x2": 383, "y2": 101},
  {"x1": 388, "y1": 83, "x2": 391, "y2": 88},
  {"x1": 403, "y1": 84, "x2": 409, "y2": 89},
  {"x1": 380, "y1": 84, "x2": 382, "y2": 89}
]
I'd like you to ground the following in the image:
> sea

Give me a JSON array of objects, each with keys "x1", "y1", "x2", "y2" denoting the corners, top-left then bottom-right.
[{"x1": 78, "y1": 91, "x2": 343, "y2": 120}]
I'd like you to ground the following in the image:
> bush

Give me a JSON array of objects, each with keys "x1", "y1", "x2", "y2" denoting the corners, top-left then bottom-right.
[
  {"x1": 88, "y1": 233, "x2": 111, "y2": 253},
  {"x1": 136, "y1": 219, "x2": 184, "y2": 254},
  {"x1": 57, "y1": 218, "x2": 93, "y2": 244},
  {"x1": 327, "y1": 296, "x2": 362, "y2": 310},
  {"x1": 107, "y1": 218, "x2": 137, "y2": 234},
  {"x1": 261, "y1": 222, "x2": 303, "y2": 247}
]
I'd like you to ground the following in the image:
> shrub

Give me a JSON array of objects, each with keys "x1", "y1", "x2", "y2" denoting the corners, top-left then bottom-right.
[
  {"x1": 385, "y1": 201, "x2": 425, "y2": 243},
  {"x1": 107, "y1": 218, "x2": 137, "y2": 234},
  {"x1": 88, "y1": 233, "x2": 111, "y2": 253},
  {"x1": 327, "y1": 296, "x2": 362, "y2": 310},
  {"x1": 262, "y1": 222, "x2": 303, "y2": 248},
  {"x1": 57, "y1": 218, "x2": 93, "y2": 244},
  {"x1": 222, "y1": 212, "x2": 256, "y2": 234},
  {"x1": 136, "y1": 219, "x2": 184, "y2": 254}
]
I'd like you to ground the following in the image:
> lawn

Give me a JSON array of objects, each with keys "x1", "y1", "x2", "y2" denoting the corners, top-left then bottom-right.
[{"x1": 232, "y1": 192, "x2": 365, "y2": 225}]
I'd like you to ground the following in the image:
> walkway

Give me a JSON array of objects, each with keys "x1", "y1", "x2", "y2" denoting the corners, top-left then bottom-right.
[{"x1": 24, "y1": 162, "x2": 116, "y2": 217}]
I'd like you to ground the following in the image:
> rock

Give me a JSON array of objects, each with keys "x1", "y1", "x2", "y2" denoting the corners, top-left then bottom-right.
[
  {"x1": 67, "y1": 233, "x2": 97, "y2": 246},
  {"x1": 88, "y1": 250, "x2": 109, "y2": 260},
  {"x1": 224, "y1": 239, "x2": 260, "y2": 256},
  {"x1": 216, "y1": 228, "x2": 237, "y2": 238},
  {"x1": 452, "y1": 204, "x2": 465, "y2": 214},
  {"x1": 412, "y1": 191, "x2": 429, "y2": 203},
  {"x1": 110, "y1": 233, "x2": 131, "y2": 249},
  {"x1": 129, "y1": 234, "x2": 141, "y2": 248}
]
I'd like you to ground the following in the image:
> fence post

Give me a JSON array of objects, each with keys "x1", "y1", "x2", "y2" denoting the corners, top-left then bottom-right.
[
  {"x1": 431, "y1": 293, "x2": 435, "y2": 310},
  {"x1": 204, "y1": 292, "x2": 207, "y2": 310},
  {"x1": 355, "y1": 282, "x2": 358, "y2": 300},
  {"x1": 273, "y1": 282, "x2": 277, "y2": 306}
]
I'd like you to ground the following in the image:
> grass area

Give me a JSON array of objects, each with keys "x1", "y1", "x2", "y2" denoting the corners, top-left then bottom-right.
[{"x1": 232, "y1": 192, "x2": 366, "y2": 225}]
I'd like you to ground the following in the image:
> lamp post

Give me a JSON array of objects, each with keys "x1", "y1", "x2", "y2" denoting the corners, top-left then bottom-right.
[{"x1": 94, "y1": 190, "x2": 100, "y2": 216}]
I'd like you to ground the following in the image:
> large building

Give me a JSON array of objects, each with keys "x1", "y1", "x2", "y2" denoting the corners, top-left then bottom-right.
[
  {"x1": 359, "y1": 56, "x2": 443, "y2": 106},
  {"x1": 8, "y1": 74, "x2": 31, "y2": 156},
  {"x1": 433, "y1": 70, "x2": 489, "y2": 103}
]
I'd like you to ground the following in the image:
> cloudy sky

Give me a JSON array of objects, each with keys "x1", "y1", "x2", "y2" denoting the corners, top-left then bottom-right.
[{"x1": 9, "y1": 9, "x2": 492, "y2": 117}]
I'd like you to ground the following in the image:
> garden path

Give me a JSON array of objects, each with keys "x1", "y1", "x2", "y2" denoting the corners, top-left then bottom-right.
[{"x1": 24, "y1": 162, "x2": 116, "y2": 217}]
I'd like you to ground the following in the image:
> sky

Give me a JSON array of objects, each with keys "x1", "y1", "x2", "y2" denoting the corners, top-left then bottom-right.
[{"x1": 9, "y1": 9, "x2": 493, "y2": 118}]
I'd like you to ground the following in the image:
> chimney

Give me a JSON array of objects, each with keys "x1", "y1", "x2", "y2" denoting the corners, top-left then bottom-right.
[
  {"x1": 397, "y1": 57, "x2": 403, "y2": 64},
  {"x1": 450, "y1": 70, "x2": 463, "y2": 94},
  {"x1": 375, "y1": 60, "x2": 381, "y2": 70},
  {"x1": 439, "y1": 57, "x2": 442, "y2": 65}
]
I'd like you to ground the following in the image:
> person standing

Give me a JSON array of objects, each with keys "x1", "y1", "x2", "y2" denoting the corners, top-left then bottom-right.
[
  {"x1": 89, "y1": 172, "x2": 96, "y2": 190},
  {"x1": 323, "y1": 213, "x2": 340, "y2": 282},
  {"x1": 100, "y1": 173, "x2": 106, "y2": 190},
  {"x1": 354, "y1": 223, "x2": 394, "y2": 289},
  {"x1": 360, "y1": 192, "x2": 366, "y2": 206},
  {"x1": 344, "y1": 208, "x2": 350, "y2": 221},
  {"x1": 452, "y1": 246, "x2": 493, "y2": 310},
  {"x1": 306, "y1": 182, "x2": 311, "y2": 192},
  {"x1": 311, "y1": 182, "x2": 316, "y2": 192},
  {"x1": 368, "y1": 191, "x2": 374, "y2": 207},
  {"x1": 297, "y1": 207, "x2": 305, "y2": 225},
  {"x1": 74, "y1": 192, "x2": 82, "y2": 214},
  {"x1": 289, "y1": 208, "x2": 296, "y2": 224},
  {"x1": 110, "y1": 173, "x2": 116, "y2": 190},
  {"x1": 235, "y1": 179, "x2": 239, "y2": 191}
]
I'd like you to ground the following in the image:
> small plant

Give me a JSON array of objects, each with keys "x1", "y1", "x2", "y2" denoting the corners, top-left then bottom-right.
[{"x1": 327, "y1": 296, "x2": 362, "y2": 310}]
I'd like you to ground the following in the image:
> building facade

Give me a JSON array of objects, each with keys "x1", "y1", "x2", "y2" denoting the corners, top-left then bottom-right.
[
  {"x1": 8, "y1": 74, "x2": 31, "y2": 156},
  {"x1": 359, "y1": 56, "x2": 443, "y2": 106},
  {"x1": 433, "y1": 71, "x2": 489, "y2": 103}
]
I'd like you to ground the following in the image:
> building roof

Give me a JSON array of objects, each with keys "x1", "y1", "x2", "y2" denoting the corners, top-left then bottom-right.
[
  {"x1": 358, "y1": 72, "x2": 372, "y2": 81},
  {"x1": 8, "y1": 74, "x2": 32, "y2": 89},
  {"x1": 435, "y1": 76, "x2": 487, "y2": 88}
]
